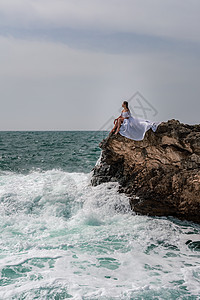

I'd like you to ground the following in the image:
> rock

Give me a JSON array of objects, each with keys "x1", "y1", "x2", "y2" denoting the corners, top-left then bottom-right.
[{"x1": 91, "y1": 119, "x2": 200, "y2": 224}]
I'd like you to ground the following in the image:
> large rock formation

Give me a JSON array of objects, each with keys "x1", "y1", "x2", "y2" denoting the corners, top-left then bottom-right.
[{"x1": 91, "y1": 119, "x2": 200, "y2": 224}]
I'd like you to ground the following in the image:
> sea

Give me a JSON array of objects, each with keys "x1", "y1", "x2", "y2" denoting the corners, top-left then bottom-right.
[{"x1": 0, "y1": 131, "x2": 199, "y2": 300}]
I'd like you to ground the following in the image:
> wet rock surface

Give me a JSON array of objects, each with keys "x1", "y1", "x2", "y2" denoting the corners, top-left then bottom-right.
[{"x1": 91, "y1": 119, "x2": 200, "y2": 224}]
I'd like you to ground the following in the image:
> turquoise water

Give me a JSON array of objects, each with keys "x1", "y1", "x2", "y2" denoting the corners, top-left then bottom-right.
[{"x1": 0, "y1": 132, "x2": 199, "y2": 299}]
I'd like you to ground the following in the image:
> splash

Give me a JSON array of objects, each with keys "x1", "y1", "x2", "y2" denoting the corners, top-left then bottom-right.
[{"x1": 0, "y1": 170, "x2": 199, "y2": 299}]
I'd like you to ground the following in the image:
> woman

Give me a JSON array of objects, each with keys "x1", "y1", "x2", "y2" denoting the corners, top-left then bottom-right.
[
  {"x1": 110, "y1": 101, "x2": 130, "y2": 135},
  {"x1": 110, "y1": 101, "x2": 160, "y2": 141}
]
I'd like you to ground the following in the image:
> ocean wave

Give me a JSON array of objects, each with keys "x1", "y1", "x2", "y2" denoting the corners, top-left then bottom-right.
[{"x1": 0, "y1": 169, "x2": 199, "y2": 298}]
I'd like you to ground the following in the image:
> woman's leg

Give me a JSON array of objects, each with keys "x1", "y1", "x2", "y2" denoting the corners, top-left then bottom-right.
[
  {"x1": 109, "y1": 118, "x2": 119, "y2": 133},
  {"x1": 109, "y1": 122, "x2": 117, "y2": 133},
  {"x1": 115, "y1": 119, "x2": 123, "y2": 134}
]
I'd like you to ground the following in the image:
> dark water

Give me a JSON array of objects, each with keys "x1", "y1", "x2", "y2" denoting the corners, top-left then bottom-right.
[{"x1": 0, "y1": 131, "x2": 106, "y2": 173}]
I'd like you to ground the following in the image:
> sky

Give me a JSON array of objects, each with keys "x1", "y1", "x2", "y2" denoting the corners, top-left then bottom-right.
[{"x1": 0, "y1": 0, "x2": 200, "y2": 130}]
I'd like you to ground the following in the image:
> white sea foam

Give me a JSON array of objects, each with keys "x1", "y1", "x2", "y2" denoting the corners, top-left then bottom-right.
[{"x1": 0, "y1": 170, "x2": 199, "y2": 299}]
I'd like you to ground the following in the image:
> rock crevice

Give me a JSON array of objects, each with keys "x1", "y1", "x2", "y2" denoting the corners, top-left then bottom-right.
[{"x1": 91, "y1": 119, "x2": 200, "y2": 224}]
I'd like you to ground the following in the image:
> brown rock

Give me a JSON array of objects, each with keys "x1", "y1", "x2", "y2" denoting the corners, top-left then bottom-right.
[{"x1": 91, "y1": 119, "x2": 200, "y2": 223}]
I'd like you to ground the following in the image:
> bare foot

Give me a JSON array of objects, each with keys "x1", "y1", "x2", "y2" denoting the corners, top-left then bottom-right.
[{"x1": 109, "y1": 129, "x2": 115, "y2": 134}]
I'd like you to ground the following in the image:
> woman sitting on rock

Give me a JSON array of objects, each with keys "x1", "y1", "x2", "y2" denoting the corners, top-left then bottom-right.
[
  {"x1": 110, "y1": 101, "x2": 161, "y2": 141},
  {"x1": 110, "y1": 101, "x2": 130, "y2": 135}
]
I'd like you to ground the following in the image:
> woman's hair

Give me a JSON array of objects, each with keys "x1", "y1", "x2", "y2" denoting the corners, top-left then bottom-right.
[{"x1": 123, "y1": 101, "x2": 129, "y2": 110}]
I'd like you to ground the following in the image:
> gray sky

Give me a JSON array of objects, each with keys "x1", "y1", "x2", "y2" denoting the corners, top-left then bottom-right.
[{"x1": 0, "y1": 0, "x2": 200, "y2": 130}]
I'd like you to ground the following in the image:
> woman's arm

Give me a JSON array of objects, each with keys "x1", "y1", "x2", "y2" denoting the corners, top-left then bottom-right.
[{"x1": 114, "y1": 115, "x2": 122, "y2": 124}]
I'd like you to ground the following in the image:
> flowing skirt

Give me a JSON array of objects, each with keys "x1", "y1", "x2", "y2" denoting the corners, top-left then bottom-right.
[{"x1": 119, "y1": 116, "x2": 161, "y2": 141}]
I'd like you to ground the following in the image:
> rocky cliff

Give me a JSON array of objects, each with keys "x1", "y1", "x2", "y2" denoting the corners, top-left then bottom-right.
[{"x1": 91, "y1": 119, "x2": 200, "y2": 224}]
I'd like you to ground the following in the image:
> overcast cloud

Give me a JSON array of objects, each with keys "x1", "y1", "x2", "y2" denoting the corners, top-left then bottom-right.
[{"x1": 0, "y1": 0, "x2": 200, "y2": 130}]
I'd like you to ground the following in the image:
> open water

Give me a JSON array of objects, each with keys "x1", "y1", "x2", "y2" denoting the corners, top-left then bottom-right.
[{"x1": 0, "y1": 131, "x2": 199, "y2": 299}]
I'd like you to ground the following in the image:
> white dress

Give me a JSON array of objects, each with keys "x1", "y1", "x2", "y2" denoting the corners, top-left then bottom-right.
[{"x1": 119, "y1": 111, "x2": 161, "y2": 141}]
